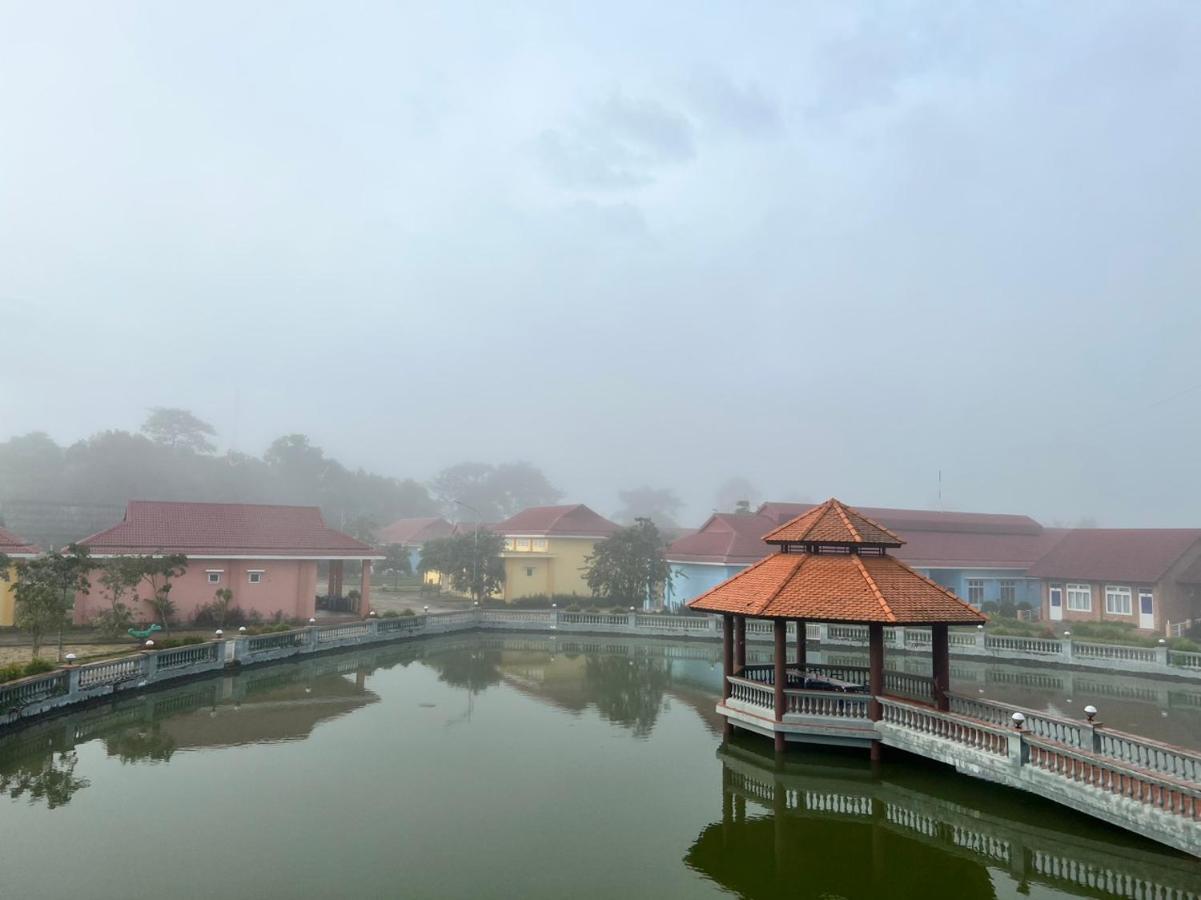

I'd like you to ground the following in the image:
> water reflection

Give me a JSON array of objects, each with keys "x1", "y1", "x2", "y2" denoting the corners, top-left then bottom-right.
[
  {"x1": 0, "y1": 631, "x2": 1196, "y2": 900},
  {"x1": 0, "y1": 748, "x2": 88, "y2": 809},
  {"x1": 687, "y1": 741, "x2": 1201, "y2": 899}
]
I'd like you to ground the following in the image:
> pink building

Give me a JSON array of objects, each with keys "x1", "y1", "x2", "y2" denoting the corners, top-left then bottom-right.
[{"x1": 74, "y1": 501, "x2": 382, "y2": 625}]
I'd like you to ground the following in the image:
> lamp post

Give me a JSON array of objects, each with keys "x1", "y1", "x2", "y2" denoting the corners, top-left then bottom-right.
[{"x1": 454, "y1": 499, "x2": 484, "y2": 603}]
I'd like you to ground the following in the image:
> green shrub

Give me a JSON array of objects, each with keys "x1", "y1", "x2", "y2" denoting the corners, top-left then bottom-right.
[
  {"x1": 381, "y1": 610, "x2": 400, "y2": 618},
  {"x1": 0, "y1": 658, "x2": 59, "y2": 684},
  {"x1": 400, "y1": 608, "x2": 416, "y2": 617},
  {"x1": 1169, "y1": 637, "x2": 1201, "y2": 653},
  {"x1": 148, "y1": 636, "x2": 205, "y2": 650}
]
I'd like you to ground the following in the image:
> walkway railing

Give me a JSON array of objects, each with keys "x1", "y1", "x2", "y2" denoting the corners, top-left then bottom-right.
[{"x1": 876, "y1": 695, "x2": 1201, "y2": 856}]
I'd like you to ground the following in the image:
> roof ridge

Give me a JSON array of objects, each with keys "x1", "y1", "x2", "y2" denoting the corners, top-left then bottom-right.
[
  {"x1": 852, "y1": 554, "x2": 894, "y2": 621},
  {"x1": 755, "y1": 553, "x2": 807, "y2": 616},
  {"x1": 833, "y1": 501, "x2": 863, "y2": 542},
  {"x1": 687, "y1": 552, "x2": 784, "y2": 611}
]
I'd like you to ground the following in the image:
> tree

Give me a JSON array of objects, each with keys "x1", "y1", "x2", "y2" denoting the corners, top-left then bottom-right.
[
  {"x1": 418, "y1": 531, "x2": 505, "y2": 601},
  {"x1": 613, "y1": 486, "x2": 683, "y2": 529},
  {"x1": 584, "y1": 519, "x2": 674, "y2": 607},
  {"x1": 141, "y1": 408, "x2": 217, "y2": 454},
  {"x1": 95, "y1": 556, "x2": 144, "y2": 638},
  {"x1": 381, "y1": 544, "x2": 413, "y2": 588},
  {"x1": 136, "y1": 555, "x2": 188, "y2": 631},
  {"x1": 8, "y1": 546, "x2": 93, "y2": 659},
  {"x1": 429, "y1": 461, "x2": 561, "y2": 521}
]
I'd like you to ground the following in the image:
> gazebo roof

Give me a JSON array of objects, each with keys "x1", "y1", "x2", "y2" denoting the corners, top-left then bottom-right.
[
  {"x1": 763, "y1": 498, "x2": 903, "y2": 547},
  {"x1": 689, "y1": 499, "x2": 985, "y2": 626}
]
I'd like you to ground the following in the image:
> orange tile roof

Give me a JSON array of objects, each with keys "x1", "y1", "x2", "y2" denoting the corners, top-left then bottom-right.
[
  {"x1": 763, "y1": 498, "x2": 903, "y2": 547},
  {"x1": 687, "y1": 551, "x2": 985, "y2": 625}
]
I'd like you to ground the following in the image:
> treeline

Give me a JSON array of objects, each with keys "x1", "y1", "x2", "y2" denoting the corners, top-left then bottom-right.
[{"x1": 0, "y1": 408, "x2": 560, "y2": 548}]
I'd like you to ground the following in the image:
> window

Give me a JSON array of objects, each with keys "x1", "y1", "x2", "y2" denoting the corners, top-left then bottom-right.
[
  {"x1": 503, "y1": 538, "x2": 515, "y2": 551},
  {"x1": 1105, "y1": 585, "x2": 1132, "y2": 616},
  {"x1": 515, "y1": 538, "x2": 531, "y2": 551},
  {"x1": 967, "y1": 579, "x2": 984, "y2": 606},
  {"x1": 206, "y1": 570, "x2": 223, "y2": 584},
  {"x1": 532, "y1": 539, "x2": 548, "y2": 552},
  {"x1": 1067, "y1": 583, "x2": 1092, "y2": 612},
  {"x1": 248, "y1": 570, "x2": 264, "y2": 584},
  {"x1": 525, "y1": 567, "x2": 535, "y2": 577},
  {"x1": 999, "y1": 579, "x2": 1016, "y2": 603}
]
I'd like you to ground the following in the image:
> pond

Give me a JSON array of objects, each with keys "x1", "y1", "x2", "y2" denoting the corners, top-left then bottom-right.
[{"x1": 0, "y1": 634, "x2": 1198, "y2": 899}]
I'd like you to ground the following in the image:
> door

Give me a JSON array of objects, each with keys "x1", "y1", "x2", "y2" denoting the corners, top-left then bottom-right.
[
  {"x1": 1139, "y1": 591, "x2": 1154, "y2": 630},
  {"x1": 1049, "y1": 585, "x2": 1063, "y2": 621}
]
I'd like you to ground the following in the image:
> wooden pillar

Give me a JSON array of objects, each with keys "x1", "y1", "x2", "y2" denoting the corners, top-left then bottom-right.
[
  {"x1": 773, "y1": 618, "x2": 786, "y2": 754},
  {"x1": 360, "y1": 560, "x2": 373, "y2": 617},
  {"x1": 721, "y1": 614, "x2": 733, "y2": 702},
  {"x1": 795, "y1": 619, "x2": 807, "y2": 671},
  {"x1": 869, "y1": 622, "x2": 884, "y2": 762},
  {"x1": 931, "y1": 623, "x2": 949, "y2": 711},
  {"x1": 734, "y1": 615, "x2": 746, "y2": 674},
  {"x1": 330, "y1": 560, "x2": 344, "y2": 599}
]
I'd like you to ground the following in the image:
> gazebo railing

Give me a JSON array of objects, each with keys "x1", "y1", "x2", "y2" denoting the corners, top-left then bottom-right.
[
  {"x1": 784, "y1": 690, "x2": 870, "y2": 720},
  {"x1": 737, "y1": 662, "x2": 935, "y2": 705}
]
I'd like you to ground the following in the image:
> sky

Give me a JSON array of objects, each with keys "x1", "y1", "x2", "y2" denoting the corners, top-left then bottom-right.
[{"x1": 2, "y1": 1, "x2": 1200, "y2": 527}]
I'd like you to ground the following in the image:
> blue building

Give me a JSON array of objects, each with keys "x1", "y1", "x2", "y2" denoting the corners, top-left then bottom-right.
[{"x1": 666, "y1": 502, "x2": 1064, "y2": 612}]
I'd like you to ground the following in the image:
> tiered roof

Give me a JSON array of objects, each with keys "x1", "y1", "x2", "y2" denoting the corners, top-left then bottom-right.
[
  {"x1": 763, "y1": 499, "x2": 903, "y2": 547},
  {"x1": 79, "y1": 501, "x2": 381, "y2": 559},
  {"x1": 494, "y1": 504, "x2": 620, "y2": 538},
  {"x1": 689, "y1": 499, "x2": 985, "y2": 625},
  {"x1": 0, "y1": 526, "x2": 41, "y2": 558}
]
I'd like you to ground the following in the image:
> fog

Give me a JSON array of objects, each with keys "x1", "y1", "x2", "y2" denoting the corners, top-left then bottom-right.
[{"x1": 2, "y1": 1, "x2": 1199, "y2": 527}]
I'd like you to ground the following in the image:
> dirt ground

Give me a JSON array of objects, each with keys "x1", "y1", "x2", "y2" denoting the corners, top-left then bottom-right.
[{"x1": 0, "y1": 643, "x2": 132, "y2": 666}]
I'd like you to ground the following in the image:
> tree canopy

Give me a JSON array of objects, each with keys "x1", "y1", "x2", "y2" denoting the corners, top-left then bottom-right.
[
  {"x1": 141, "y1": 407, "x2": 217, "y2": 453},
  {"x1": 0, "y1": 418, "x2": 438, "y2": 548},
  {"x1": 419, "y1": 530, "x2": 505, "y2": 601},
  {"x1": 583, "y1": 519, "x2": 674, "y2": 607},
  {"x1": 613, "y1": 486, "x2": 683, "y2": 529},
  {"x1": 430, "y1": 461, "x2": 562, "y2": 522}
]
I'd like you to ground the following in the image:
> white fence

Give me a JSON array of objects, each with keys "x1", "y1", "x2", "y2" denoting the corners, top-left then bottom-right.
[{"x1": 1, "y1": 608, "x2": 1198, "y2": 732}]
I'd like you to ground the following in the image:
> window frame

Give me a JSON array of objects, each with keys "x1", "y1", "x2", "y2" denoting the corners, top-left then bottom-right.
[
  {"x1": 206, "y1": 569, "x2": 224, "y2": 585},
  {"x1": 532, "y1": 538, "x2": 548, "y2": 552},
  {"x1": 966, "y1": 578, "x2": 984, "y2": 606},
  {"x1": 999, "y1": 579, "x2": 1016, "y2": 604},
  {"x1": 1105, "y1": 584, "x2": 1133, "y2": 616},
  {"x1": 1066, "y1": 583, "x2": 1092, "y2": 612},
  {"x1": 515, "y1": 538, "x2": 531, "y2": 552},
  {"x1": 247, "y1": 570, "x2": 265, "y2": 585}
]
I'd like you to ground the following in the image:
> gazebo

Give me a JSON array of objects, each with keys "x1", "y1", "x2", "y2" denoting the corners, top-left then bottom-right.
[{"x1": 688, "y1": 499, "x2": 986, "y2": 757}]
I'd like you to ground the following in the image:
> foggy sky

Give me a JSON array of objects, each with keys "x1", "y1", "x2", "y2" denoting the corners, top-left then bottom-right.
[{"x1": 2, "y1": 1, "x2": 1200, "y2": 527}]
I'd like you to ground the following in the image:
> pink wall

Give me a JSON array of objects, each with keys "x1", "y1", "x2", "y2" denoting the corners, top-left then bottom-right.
[{"x1": 75, "y1": 559, "x2": 319, "y2": 625}]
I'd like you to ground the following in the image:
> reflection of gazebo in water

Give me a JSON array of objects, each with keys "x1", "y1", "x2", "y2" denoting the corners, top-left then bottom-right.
[
  {"x1": 686, "y1": 742, "x2": 1201, "y2": 900},
  {"x1": 688, "y1": 499, "x2": 986, "y2": 757}
]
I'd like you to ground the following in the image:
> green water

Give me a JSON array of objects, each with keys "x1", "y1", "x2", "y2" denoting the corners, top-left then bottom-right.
[{"x1": 0, "y1": 634, "x2": 1197, "y2": 900}]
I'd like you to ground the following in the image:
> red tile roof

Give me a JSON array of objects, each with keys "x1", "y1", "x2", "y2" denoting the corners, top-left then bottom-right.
[
  {"x1": 764, "y1": 499, "x2": 903, "y2": 547},
  {"x1": 495, "y1": 504, "x2": 620, "y2": 538},
  {"x1": 0, "y1": 526, "x2": 41, "y2": 557},
  {"x1": 665, "y1": 513, "x2": 778, "y2": 565},
  {"x1": 687, "y1": 550, "x2": 985, "y2": 625},
  {"x1": 1027, "y1": 529, "x2": 1201, "y2": 584},
  {"x1": 79, "y1": 501, "x2": 381, "y2": 558},
  {"x1": 377, "y1": 517, "x2": 454, "y2": 546}
]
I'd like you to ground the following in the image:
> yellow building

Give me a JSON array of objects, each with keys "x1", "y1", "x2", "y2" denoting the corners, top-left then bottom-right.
[
  {"x1": 495, "y1": 505, "x2": 620, "y2": 601},
  {"x1": 0, "y1": 527, "x2": 42, "y2": 627}
]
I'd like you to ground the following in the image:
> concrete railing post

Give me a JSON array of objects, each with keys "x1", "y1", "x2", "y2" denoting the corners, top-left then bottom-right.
[
  {"x1": 66, "y1": 666, "x2": 81, "y2": 701},
  {"x1": 214, "y1": 639, "x2": 227, "y2": 667},
  {"x1": 143, "y1": 651, "x2": 158, "y2": 683},
  {"x1": 975, "y1": 629, "x2": 986, "y2": 652},
  {"x1": 1007, "y1": 731, "x2": 1025, "y2": 770},
  {"x1": 818, "y1": 623, "x2": 829, "y2": 644},
  {"x1": 628, "y1": 611, "x2": 638, "y2": 629},
  {"x1": 894, "y1": 627, "x2": 906, "y2": 648},
  {"x1": 307, "y1": 627, "x2": 320, "y2": 652},
  {"x1": 1155, "y1": 644, "x2": 1169, "y2": 667},
  {"x1": 1060, "y1": 636, "x2": 1073, "y2": 664}
]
